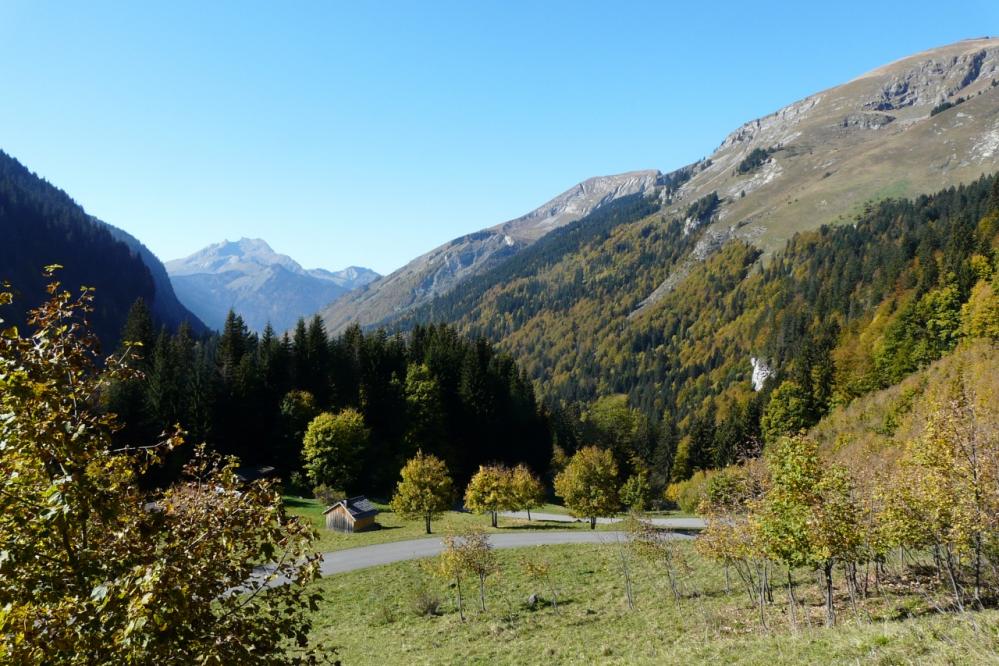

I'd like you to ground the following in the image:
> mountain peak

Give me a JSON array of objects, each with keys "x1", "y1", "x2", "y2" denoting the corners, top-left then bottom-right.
[{"x1": 165, "y1": 239, "x2": 379, "y2": 332}]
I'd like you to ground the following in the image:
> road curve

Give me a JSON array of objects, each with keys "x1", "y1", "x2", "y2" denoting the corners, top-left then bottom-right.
[
  {"x1": 252, "y1": 528, "x2": 699, "y2": 587},
  {"x1": 315, "y1": 530, "x2": 683, "y2": 576}
]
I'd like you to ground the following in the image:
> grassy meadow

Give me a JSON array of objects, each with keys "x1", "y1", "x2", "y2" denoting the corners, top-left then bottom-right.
[{"x1": 299, "y1": 542, "x2": 999, "y2": 665}]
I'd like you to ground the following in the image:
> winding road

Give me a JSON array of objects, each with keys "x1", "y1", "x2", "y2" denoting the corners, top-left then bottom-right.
[{"x1": 254, "y1": 527, "x2": 700, "y2": 587}]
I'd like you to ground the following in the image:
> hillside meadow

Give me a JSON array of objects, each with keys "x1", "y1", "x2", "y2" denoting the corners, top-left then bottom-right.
[{"x1": 297, "y1": 542, "x2": 999, "y2": 665}]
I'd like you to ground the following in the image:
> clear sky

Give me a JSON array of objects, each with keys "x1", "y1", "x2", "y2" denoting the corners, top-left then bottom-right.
[{"x1": 1, "y1": 2, "x2": 997, "y2": 275}]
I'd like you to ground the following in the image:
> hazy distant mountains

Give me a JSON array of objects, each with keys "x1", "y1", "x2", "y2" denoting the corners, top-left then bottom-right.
[
  {"x1": 166, "y1": 239, "x2": 378, "y2": 332},
  {"x1": 0, "y1": 150, "x2": 205, "y2": 346}
]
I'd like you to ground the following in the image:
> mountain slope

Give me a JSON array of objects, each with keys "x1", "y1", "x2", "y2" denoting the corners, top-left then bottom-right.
[
  {"x1": 333, "y1": 39, "x2": 999, "y2": 340},
  {"x1": 380, "y1": 39, "x2": 999, "y2": 439},
  {"x1": 640, "y1": 38, "x2": 999, "y2": 295},
  {"x1": 0, "y1": 150, "x2": 204, "y2": 347},
  {"x1": 102, "y1": 223, "x2": 208, "y2": 335},
  {"x1": 318, "y1": 170, "x2": 665, "y2": 333},
  {"x1": 166, "y1": 238, "x2": 378, "y2": 332}
]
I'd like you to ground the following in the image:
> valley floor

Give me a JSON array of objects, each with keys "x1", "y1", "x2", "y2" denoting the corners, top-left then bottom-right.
[{"x1": 282, "y1": 496, "x2": 695, "y2": 553}]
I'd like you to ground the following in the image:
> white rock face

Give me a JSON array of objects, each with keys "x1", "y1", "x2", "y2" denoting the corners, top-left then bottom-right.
[{"x1": 750, "y1": 357, "x2": 774, "y2": 392}]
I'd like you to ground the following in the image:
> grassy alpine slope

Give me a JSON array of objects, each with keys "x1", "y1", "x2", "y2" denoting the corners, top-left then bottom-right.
[{"x1": 299, "y1": 542, "x2": 999, "y2": 665}]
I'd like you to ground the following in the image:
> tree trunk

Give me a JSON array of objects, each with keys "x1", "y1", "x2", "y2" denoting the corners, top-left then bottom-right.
[
  {"x1": 757, "y1": 562, "x2": 768, "y2": 630},
  {"x1": 942, "y1": 544, "x2": 965, "y2": 612},
  {"x1": 787, "y1": 568, "x2": 798, "y2": 629},
  {"x1": 491, "y1": 511, "x2": 498, "y2": 528},
  {"x1": 478, "y1": 574, "x2": 487, "y2": 611},
  {"x1": 456, "y1": 577, "x2": 465, "y2": 621},
  {"x1": 547, "y1": 575, "x2": 559, "y2": 614},
  {"x1": 589, "y1": 516, "x2": 596, "y2": 530},
  {"x1": 823, "y1": 560, "x2": 836, "y2": 627},
  {"x1": 425, "y1": 513, "x2": 432, "y2": 534},
  {"x1": 527, "y1": 508, "x2": 532, "y2": 521}
]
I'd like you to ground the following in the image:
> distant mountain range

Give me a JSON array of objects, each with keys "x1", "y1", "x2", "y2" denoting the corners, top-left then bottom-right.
[
  {"x1": 166, "y1": 239, "x2": 378, "y2": 332},
  {"x1": 0, "y1": 150, "x2": 204, "y2": 347}
]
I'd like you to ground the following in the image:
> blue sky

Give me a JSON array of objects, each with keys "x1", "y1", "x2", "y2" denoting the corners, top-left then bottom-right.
[{"x1": 1, "y1": 2, "x2": 997, "y2": 275}]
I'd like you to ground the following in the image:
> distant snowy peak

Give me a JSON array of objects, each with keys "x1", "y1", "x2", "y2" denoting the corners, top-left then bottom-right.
[
  {"x1": 166, "y1": 238, "x2": 300, "y2": 276},
  {"x1": 165, "y1": 239, "x2": 379, "y2": 332},
  {"x1": 308, "y1": 265, "x2": 381, "y2": 289}
]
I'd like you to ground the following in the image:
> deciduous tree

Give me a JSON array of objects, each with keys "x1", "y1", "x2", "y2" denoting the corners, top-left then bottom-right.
[
  {"x1": 510, "y1": 464, "x2": 546, "y2": 520},
  {"x1": 464, "y1": 464, "x2": 515, "y2": 528},
  {"x1": 390, "y1": 451, "x2": 454, "y2": 534},
  {"x1": 553, "y1": 446, "x2": 620, "y2": 529},
  {"x1": 302, "y1": 408, "x2": 369, "y2": 492},
  {"x1": 0, "y1": 272, "x2": 323, "y2": 665}
]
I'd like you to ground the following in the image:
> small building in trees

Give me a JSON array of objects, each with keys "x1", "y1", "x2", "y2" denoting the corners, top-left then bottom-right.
[
  {"x1": 323, "y1": 496, "x2": 379, "y2": 533},
  {"x1": 233, "y1": 465, "x2": 277, "y2": 484}
]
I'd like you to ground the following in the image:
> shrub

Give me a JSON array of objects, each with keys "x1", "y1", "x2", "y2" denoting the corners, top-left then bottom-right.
[
  {"x1": 411, "y1": 589, "x2": 442, "y2": 617},
  {"x1": 665, "y1": 469, "x2": 718, "y2": 514},
  {"x1": 313, "y1": 484, "x2": 345, "y2": 506}
]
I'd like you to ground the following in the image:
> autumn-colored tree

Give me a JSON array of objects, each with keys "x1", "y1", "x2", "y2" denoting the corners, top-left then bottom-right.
[
  {"x1": 553, "y1": 446, "x2": 620, "y2": 529},
  {"x1": 695, "y1": 464, "x2": 768, "y2": 609},
  {"x1": 522, "y1": 557, "x2": 560, "y2": 613},
  {"x1": 458, "y1": 529, "x2": 498, "y2": 612},
  {"x1": 879, "y1": 374, "x2": 999, "y2": 609},
  {"x1": 960, "y1": 278, "x2": 999, "y2": 340},
  {"x1": 0, "y1": 271, "x2": 323, "y2": 665},
  {"x1": 464, "y1": 464, "x2": 515, "y2": 527},
  {"x1": 754, "y1": 434, "x2": 861, "y2": 626},
  {"x1": 759, "y1": 380, "x2": 812, "y2": 445},
  {"x1": 431, "y1": 528, "x2": 498, "y2": 618},
  {"x1": 433, "y1": 535, "x2": 468, "y2": 621},
  {"x1": 510, "y1": 464, "x2": 546, "y2": 520},
  {"x1": 302, "y1": 408, "x2": 369, "y2": 492},
  {"x1": 390, "y1": 451, "x2": 454, "y2": 534},
  {"x1": 620, "y1": 464, "x2": 652, "y2": 511}
]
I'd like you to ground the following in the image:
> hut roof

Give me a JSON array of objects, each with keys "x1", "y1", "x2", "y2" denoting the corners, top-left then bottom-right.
[
  {"x1": 323, "y1": 496, "x2": 379, "y2": 520},
  {"x1": 233, "y1": 465, "x2": 277, "y2": 483}
]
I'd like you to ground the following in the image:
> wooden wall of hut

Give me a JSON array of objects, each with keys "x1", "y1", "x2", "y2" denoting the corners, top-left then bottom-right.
[{"x1": 325, "y1": 506, "x2": 355, "y2": 533}]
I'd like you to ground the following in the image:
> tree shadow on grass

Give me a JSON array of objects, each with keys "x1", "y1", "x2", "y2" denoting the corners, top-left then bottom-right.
[
  {"x1": 368, "y1": 523, "x2": 402, "y2": 532},
  {"x1": 501, "y1": 521, "x2": 587, "y2": 531},
  {"x1": 282, "y1": 496, "x2": 319, "y2": 509}
]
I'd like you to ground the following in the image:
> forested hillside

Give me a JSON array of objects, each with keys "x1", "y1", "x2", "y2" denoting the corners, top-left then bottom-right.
[
  {"x1": 0, "y1": 151, "x2": 202, "y2": 345},
  {"x1": 106, "y1": 305, "x2": 550, "y2": 494},
  {"x1": 398, "y1": 174, "x2": 999, "y2": 484}
]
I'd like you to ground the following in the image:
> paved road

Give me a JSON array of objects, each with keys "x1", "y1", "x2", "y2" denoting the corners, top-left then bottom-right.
[
  {"x1": 253, "y1": 529, "x2": 694, "y2": 586},
  {"x1": 500, "y1": 511, "x2": 706, "y2": 530}
]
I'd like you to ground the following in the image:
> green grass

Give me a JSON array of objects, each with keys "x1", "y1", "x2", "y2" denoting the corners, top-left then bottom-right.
[
  {"x1": 282, "y1": 496, "x2": 621, "y2": 553},
  {"x1": 299, "y1": 542, "x2": 999, "y2": 665}
]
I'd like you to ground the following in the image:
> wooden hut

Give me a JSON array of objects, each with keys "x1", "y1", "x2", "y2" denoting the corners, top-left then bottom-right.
[{"x1": 323, "y1": 496, "x2": 379, "y2": 533}]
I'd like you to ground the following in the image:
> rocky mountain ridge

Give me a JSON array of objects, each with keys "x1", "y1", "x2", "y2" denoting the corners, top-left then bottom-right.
[
  {"x1": 632, "y1": 37, "x2": 999, "y2": 313},
  {"x1": 318, "y1": 170, "x2": 664, "y2": 332}
]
